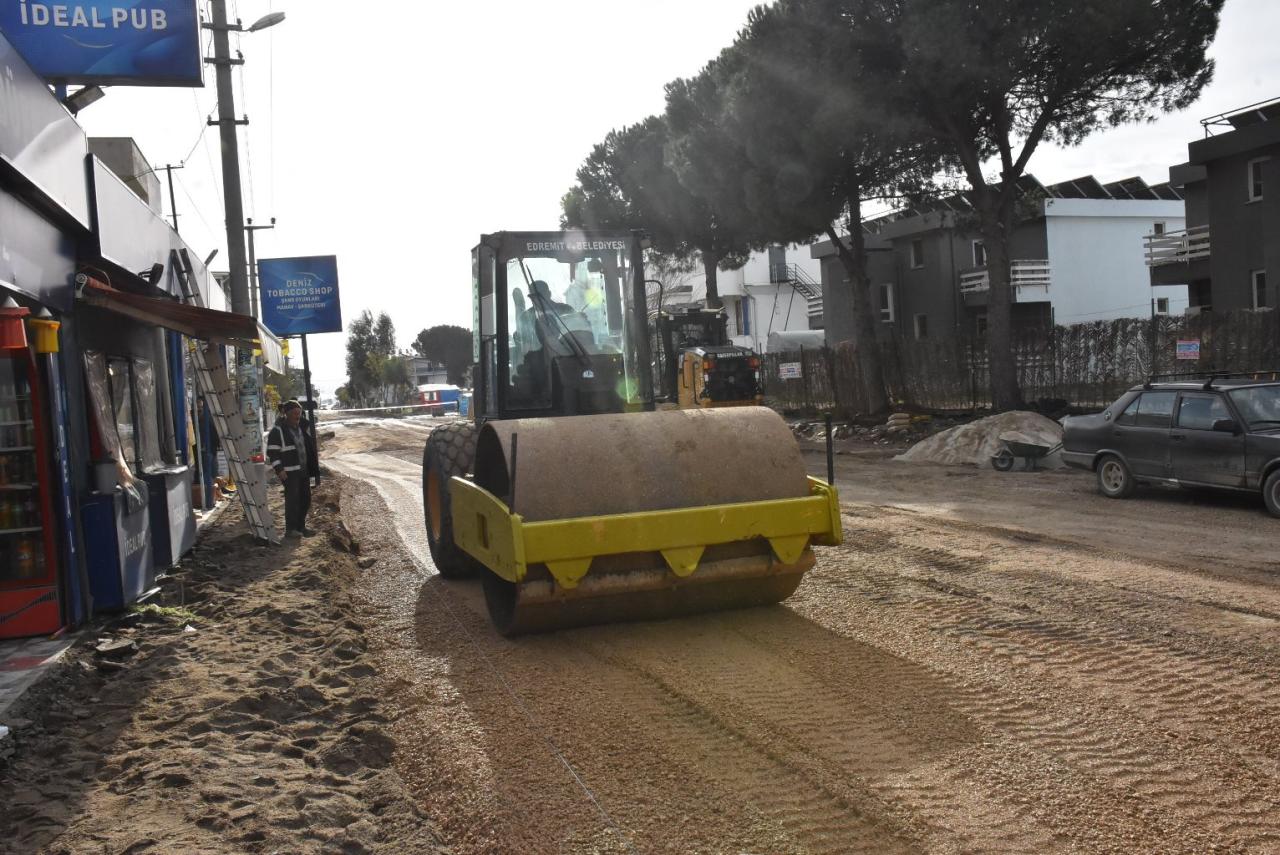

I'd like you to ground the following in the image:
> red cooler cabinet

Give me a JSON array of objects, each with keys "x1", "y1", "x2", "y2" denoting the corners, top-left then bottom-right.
[{"x1": 0, "y1": 312, "x2": 60, "y2": 639}]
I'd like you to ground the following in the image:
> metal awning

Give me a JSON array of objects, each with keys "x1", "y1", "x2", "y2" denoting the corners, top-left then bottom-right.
[{"x1": 78, "y1": 277, "x2": 285, "y2": 371}]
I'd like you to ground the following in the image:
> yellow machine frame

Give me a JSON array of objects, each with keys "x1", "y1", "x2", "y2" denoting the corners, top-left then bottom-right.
[
  {"x1": 450, "y1": 476, "x2": 842, "y2": 590},
  {"x1": 678, "y1": 352, "x2": 765, "y2": 409}
]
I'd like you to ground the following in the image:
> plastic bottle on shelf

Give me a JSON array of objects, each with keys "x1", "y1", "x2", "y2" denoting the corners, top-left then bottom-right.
[
  {"x1": 13, "y1": 536, "x2": 36, "y2": 578},
  {"x1": 24, "y1": 496, "x2": 37, "y2": 527}
]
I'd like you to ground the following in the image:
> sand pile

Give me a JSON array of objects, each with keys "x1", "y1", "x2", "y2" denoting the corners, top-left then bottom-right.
[{"x1": 896, "y1": 411, "x2": 1064, "y2": 468}]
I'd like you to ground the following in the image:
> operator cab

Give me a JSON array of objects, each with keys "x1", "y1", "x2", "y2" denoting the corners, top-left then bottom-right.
[{"x1": 472, "y1": 231, "x2": 654, "y2": 421}]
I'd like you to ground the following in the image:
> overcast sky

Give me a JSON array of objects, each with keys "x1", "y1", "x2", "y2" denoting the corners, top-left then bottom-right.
[{"x1": 75, "y1": 0, "x2": 1280, "y2": 395}]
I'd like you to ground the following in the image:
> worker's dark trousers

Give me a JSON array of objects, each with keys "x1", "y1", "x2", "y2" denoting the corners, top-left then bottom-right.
[{"x1": 284, "y1": 471, "x2": 312, "y2": 532}]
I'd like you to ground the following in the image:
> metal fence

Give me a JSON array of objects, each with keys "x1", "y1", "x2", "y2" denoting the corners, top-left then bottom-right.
[{"x1": 763, "y1": 310, "x2": 1280, "y2": 416}]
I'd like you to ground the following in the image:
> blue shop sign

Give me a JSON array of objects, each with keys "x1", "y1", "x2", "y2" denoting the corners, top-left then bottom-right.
[
  {"x1": 0, "y1": 0, "x2": 201, "y2": 86},
  {"x1": 258, "y1": 256, "x2": 343, "y2": 336}
]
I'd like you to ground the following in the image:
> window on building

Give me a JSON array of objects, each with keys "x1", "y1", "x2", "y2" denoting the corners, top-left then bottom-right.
[
  {"x1": 1156, "y1": 297, "x2": 1170, "y2": 315},
  {"x1": 910, "y1": 239, "x2": 924, "y2": 269},
  {"x1": 879, "y1": 283, "x2": 895, "y2": 322},
  {"x1": 1152, "y1": 222, "x2": 1166, "y2": 236},
  {"x1": 972, "y1": 240, "x2": 986, "y2": 267},
  {"x1": 1248, "y1": 158, "x2": 1266, "y2": 202},
  {"x1": 975, "y1": 314, "x2": 988, "y2": 337},
  {"x1": 914, "y1": 314, "x2": 928, "y2": 339},
  {"x1": 107, "y1": 358, "x2": 137, "y2": 467},
  {"x1": 735, "y1": 298, "x2": 751, "y2": 336},
  {"x1": 1253, "y1": 270, "x2": 1267, "y2": 309}
]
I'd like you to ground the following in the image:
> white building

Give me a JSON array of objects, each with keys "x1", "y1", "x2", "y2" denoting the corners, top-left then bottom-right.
[
  {"x1": 649, "y1": 244, "x2": 822, "y2": 353},
  {"x1": 1043, "y1": 198, "x2": 1188, "y2": 324}
]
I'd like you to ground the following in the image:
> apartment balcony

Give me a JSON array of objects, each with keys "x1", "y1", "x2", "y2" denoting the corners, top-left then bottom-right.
[
  {"x1": 959, "y1": 259, "x2": 1051, "y2": 306},
  {"x1": 1144, "y1": 225, "x2": 1211, "y2": 287}
]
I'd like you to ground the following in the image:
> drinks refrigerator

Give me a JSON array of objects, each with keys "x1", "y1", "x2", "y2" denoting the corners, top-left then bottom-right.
[{"x1": 0, "y1": 304, "x2": 60, "y2": 638}]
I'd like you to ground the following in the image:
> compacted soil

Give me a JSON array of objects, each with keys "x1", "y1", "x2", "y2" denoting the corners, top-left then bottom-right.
[
  {"x1": 325, "y1": 415, "x2": 1280, "y2": 854},
  {"x1": 6, "y1": 411, "x2": 1278, "y2": 854}
]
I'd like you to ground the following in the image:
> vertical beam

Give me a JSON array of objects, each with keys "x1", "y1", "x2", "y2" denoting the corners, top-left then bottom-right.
[{"x1": 301, "y1": 334, "x2": 319, "y2": 486}]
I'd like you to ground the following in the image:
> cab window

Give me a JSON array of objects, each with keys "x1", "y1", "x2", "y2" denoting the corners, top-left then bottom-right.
[
  {"x1": 1133, "y1": 391, "x2": 1176, "y2": 428},
  {"x1": 1177, "y1": 393, "x2": 1230, "y2": 431},
  {"x1": 1116, "y1": 396, "x2": 1141, "y2": 425}
]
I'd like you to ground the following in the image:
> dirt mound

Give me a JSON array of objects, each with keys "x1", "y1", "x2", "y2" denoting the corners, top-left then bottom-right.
[
  {"x1": 0, "y1": 483, "x2": 447, "y2": 855},
  {"x1": 896, "y1": 411, "x2": 1064, "y2": 468}
]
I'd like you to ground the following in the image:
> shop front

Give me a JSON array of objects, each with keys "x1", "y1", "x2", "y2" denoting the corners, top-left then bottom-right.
[
  {"x1": 1, "y1": 29, "x2": 283, "y2": 637},
  {"x1": 0, "y1": 30, "x2": 92, "y2": 638}
]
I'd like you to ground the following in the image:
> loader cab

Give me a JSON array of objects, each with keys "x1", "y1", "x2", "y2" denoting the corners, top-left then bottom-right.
[
  {"x1": 652, "y1": 307, "x2": 762, "y2": 407},
  {"x1": 471, "y1": 231, "x2": 654, "y2": 422}
]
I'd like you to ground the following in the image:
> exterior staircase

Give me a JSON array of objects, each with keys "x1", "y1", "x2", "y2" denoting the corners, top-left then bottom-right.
[{"x1": 770, "y1": 263, "x2": 824, "y2": 323}]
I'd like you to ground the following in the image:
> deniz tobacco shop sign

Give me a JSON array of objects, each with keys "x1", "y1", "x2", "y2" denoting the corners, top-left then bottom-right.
[
  {"x1": 257, "y1": 256, "x2": 343, "y2": 337},
  {"x1": 0, "y1": 1, "x2": 201, "y2": 85}
]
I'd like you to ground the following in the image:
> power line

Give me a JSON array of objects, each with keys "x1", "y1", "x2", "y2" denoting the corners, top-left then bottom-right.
[
  {"x1": 181, "y1": 111, "x2": 212, "y2": 164},
  {"x1": 175, "y1": 167, "x2": 220, "y2": 243},
  {"x1": 237, "y1": 61, "x2": 256, "y2": 218},
  {"x1": 195, "y1": 89, "x2": 224, "y2": 211}
]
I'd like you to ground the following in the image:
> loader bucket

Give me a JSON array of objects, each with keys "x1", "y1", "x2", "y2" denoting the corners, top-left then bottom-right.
[{"x1": 450, "y1": 407, "x2": 841, "y2": 635}]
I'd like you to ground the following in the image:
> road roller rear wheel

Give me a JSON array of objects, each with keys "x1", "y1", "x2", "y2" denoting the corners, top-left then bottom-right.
[{"x1": 422, "y1": 422, "x2": 480, "y2": 579}]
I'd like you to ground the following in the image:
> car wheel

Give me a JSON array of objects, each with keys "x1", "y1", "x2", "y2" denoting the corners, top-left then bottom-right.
[
  {"x1": 1096, "y1": 455, "x2": 1136, "y2": 499},
  {"x1": 1264, "y1": 469, "x2": 1280, "y2": 518}
]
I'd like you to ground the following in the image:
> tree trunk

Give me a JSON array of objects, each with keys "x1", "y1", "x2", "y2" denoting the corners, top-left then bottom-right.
[
  {"x1": 825, "y1": 196, "x2": 889, "y2": 416},
  {"x1": 702, "y1": 252, "x2": 722, "y2": 310},
  {"x1": 978, "y1": 195, "x2": 1022, "y2": 411}
]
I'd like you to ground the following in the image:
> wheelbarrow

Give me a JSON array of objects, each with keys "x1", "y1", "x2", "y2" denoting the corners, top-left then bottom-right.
[{"x1": 991, "y1": 434, "x2": 1062, "y2": 472}]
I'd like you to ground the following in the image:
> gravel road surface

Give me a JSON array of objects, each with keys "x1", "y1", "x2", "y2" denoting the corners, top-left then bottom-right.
[{"x1": 326, "y1": 417, "x2": 1280, "y2": 854}]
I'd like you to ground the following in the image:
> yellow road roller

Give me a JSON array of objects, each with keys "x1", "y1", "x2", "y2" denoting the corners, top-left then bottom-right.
[{"x1": 422, "y1": 230, "x2": 841, "y2": 635}]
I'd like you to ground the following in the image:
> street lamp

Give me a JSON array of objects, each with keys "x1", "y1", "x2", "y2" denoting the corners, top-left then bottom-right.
[{"x1": 248, "y1": 11, "x2": 286, "y2": 32}]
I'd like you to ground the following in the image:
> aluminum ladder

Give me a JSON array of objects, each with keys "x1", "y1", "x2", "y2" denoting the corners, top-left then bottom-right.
[{"x1": 174, "y1": 249, "x2": 277, "y2": 543}]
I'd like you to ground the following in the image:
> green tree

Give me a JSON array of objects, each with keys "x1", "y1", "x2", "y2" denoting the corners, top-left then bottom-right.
[
  {"x1": 562, "y1": 114, "x2": 756, "y2": 309},
  {"x1": 691, "y1": 3, "x2": 942, "y2": 414},
  {"x1": 845, "y1": 0, "x2": 1223, "y2": 410},
  {"x1": 663, "y1": 66, "x2": 768, "y2": 309},
  {"x1": 411, "y1": 324, "x2": 474, "y2": 386},
  {"x1": 343, "y1": 310, "x2": 401, "y2": 406}
]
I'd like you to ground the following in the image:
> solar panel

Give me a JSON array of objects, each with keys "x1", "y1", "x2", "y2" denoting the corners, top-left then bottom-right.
[{"x1": 1226, "y1": 110, "x2": 1267, "y2": 130}]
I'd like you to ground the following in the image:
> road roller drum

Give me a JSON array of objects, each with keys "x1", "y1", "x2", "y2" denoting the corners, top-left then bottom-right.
[{"x1": 444, "y1": 407, "x2": 840, "y2": 634}]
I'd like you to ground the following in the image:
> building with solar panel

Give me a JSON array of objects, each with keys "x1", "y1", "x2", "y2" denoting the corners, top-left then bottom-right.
[
  {"x1": 810, "y1": 174, "x2": 1188, "y2": 345},
  {"x1": 1145, "y1": 97, "x2": 1280, "y2": 315}
]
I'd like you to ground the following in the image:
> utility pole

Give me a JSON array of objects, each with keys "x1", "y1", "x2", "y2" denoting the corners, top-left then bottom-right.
[
  {"x1": 161, "y1": 163, "x2": 183, "y2": 233},
  {"x1": 204, "y1": 0, "x2": 251, "y2": 317},
  {"x1": 199, "y1": 3, "x2": 286, "y2": 539},
  {"x1": 245, "y1": 217, "x2": 276, "y2": 318}
]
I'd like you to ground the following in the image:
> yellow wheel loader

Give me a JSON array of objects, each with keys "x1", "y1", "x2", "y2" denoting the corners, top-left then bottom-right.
[
  {"x1": 422, "y1": 231, "x2": 841, "y2": 635},
  {"x1": 651, "y1": 307, "x2": 765, "y2": 409}
]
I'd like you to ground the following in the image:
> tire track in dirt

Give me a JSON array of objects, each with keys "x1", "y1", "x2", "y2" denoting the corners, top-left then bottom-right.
[
  {"x1": 576, "y1": 625, "x2": 920, "y2": 854},
  {"x1": 802, "y1": 522, "x2": 1280, "y2": 851},
  {"x1": 843, "y1": 509, "x2": 1280, "y2": 759}
]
